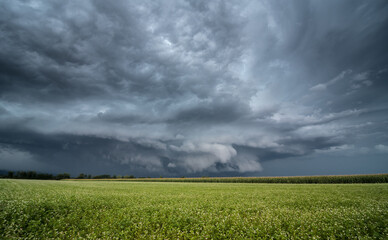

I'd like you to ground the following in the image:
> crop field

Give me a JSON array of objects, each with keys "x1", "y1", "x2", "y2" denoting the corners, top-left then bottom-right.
[
  {"x1": 87, "y1": 174, "x2": 388, "y2": 184},
  {"x1": 1, "y1": 180, "x2": 387, "y2": 239}
]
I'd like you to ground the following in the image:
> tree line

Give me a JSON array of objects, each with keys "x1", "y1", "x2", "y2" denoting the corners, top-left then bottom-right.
[
  {"x1": 3, "y1": 171, "x2": 71, "y2": 180},
  {"x1": 76, "y1": 173, "x2": 136, "y2": 179},
  {"x1": 1, "y1": 171, "x2": 137, "y2": 180}
]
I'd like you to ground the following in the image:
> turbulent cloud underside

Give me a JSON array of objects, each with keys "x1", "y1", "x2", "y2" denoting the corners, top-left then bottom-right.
[{"x1": 0, "y1": 0, "x2": 388, "y2": 176}]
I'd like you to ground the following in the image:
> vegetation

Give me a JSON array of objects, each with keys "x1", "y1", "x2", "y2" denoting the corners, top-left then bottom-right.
[
  {"x1": 1, "y1": 171, "x2": 70, "y2": 180},
  {"x1": 3, "y1": 171, "x2": 387, "y2": 184},
  {"x1": 1, "y1": 179, "x2": 387, "y2": 239},
  {"x1": 73, "y1": 174, "x2": 388, "y2": 184},
  {"x1": 1, "y1": 171, "x2": 135, "y2": 180}
]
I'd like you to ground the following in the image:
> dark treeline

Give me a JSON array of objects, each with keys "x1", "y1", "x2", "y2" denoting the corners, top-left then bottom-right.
[
  {"x1": 76, "y1": 173, "x2": 136, "y2": 179},
  {"x1": 1, "y1": 171, "x2": 137, "y2": 180},
  {"x1": 2, "y1": 171, "x2": 70, "y2": 180}
]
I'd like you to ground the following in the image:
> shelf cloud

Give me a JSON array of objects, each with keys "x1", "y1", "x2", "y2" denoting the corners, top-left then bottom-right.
[{"x1": 1, "y1": 0, "x2": 388, "y2": 176}]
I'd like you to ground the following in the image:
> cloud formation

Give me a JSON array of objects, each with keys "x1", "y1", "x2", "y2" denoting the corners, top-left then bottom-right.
[{"x1": 1, "y1": 0, "x2": 387, "y2": 176}]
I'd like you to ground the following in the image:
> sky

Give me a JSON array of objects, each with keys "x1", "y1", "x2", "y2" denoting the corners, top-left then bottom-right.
[{"x1": 0, "y1": 0, "x2": 388, "y2": 177}]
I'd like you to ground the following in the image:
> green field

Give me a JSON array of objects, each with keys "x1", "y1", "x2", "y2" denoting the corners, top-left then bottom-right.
[
  {"x1": 1, "y1": 180, "x2": 387, "y2": 239},
  {"x1": 89, "y1": 174, "x2": 388, "y2": 184}
]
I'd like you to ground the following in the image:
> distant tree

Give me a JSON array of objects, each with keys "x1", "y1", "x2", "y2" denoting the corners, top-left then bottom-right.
[
  {"x1": 27, "y1": 171, "x2": 37, "y2": 179},
  {"x1": 19, "y1": 171, "x2": 28, "y2": 179},
  {"x1": 87, "y1": 174, "x2": 91, "y2": 179},
  {"x1": 56, "y1": 173, "x2": 70, "y2": 180},
  {"x1": 37, "y1": 173, "x2": 53, "y2": 180},
  {"x1": 113, "y1": 175, "x2": 117, "y2": 179},
  {"x1": 77, "y1": 173, "x2": 85, "y2": 179},
  {"x1": 93, "y1": 174, "x2": 111, "y2": 179},
  {"x1": 4, "y1": 170, "x2": 67, "y2": 180}
]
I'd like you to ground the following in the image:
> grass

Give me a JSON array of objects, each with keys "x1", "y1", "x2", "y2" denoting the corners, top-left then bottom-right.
[{"x1": 1, "y1": 179, "x2": 387, "y2": 239}]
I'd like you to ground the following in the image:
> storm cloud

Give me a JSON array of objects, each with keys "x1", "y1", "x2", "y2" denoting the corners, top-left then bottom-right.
[{"x1": 1, "y1": 0, "x2": 388, "y2": 176}]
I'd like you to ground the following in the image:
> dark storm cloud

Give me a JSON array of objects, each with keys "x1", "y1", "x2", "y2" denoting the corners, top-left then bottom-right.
[{"x1": 1, "y1": 0, "x2": 388, "y2": 176}]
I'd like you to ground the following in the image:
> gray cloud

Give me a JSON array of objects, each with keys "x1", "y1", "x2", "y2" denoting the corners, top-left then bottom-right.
[{"x1": 1, "y1": 0, "x2": 387, "y2": 176}]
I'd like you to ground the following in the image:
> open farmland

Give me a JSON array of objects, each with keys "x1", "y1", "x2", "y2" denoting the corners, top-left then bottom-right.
[
  {"x1": 1, "y1": 180, "x2": 387, "y2": 239},
  {"x1": 87, "y1": 174, "x2": 388, "y2": 184}
]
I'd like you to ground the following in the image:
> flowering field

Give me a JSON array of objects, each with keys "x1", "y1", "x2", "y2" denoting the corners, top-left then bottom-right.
[{"x1": 1, "y1": 180, "x2": 387, "y2": 239}]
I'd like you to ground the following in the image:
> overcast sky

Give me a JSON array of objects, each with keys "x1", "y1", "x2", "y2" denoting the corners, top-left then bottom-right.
[{"x1": 1, "y1": 0, "x2": 387, "y2": 177}]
